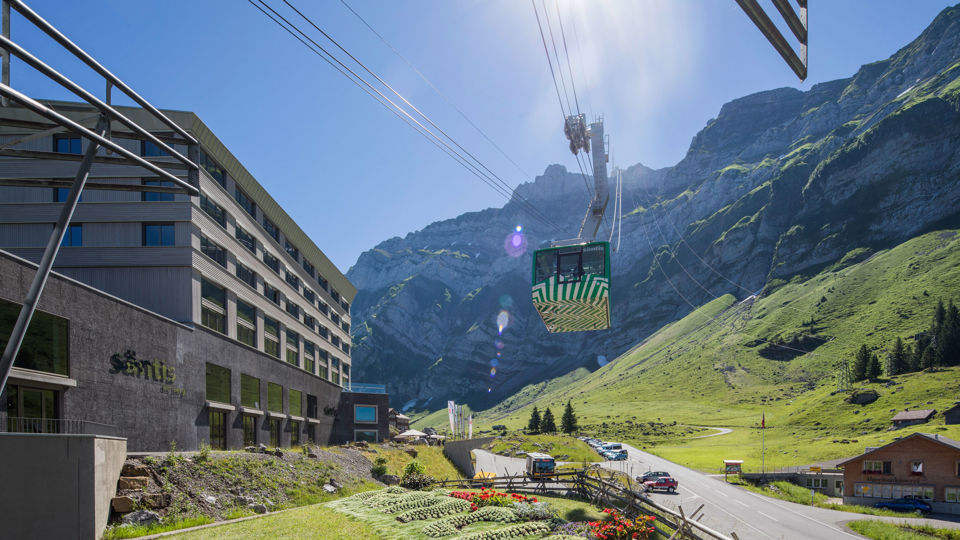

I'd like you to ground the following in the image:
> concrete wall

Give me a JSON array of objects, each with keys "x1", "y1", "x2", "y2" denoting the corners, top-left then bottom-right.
[
  {"x1": 335, "y1": 391, "x2": 389, "y2": 443},
  {"x1": 0, "y1": 433, "x2": 126, "y2": 540},
  {"x1": 443, "y1": 437, "x2": 496, "y2": 478},
  {"x1": 743, "y1": 471, "x2": 844, "y2": 497}
]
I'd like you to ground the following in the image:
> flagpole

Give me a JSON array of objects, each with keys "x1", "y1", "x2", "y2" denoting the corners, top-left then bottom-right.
[{"x1": 761, "y1": 410, "x2": 765, "y2": 476}]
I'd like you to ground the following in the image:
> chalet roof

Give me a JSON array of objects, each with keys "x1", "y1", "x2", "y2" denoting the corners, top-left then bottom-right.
[
  {"x1": 839, "y1": 432, "x2": 960, "y2": 467},
  {"x1": 395, "y1": 414, "x2": 411, "y2": 421},
  {"x1": 892, "y1": 409, "x2": 936, "y2": 421}
]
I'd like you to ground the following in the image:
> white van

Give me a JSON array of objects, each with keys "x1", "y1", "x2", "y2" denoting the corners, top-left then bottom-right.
[{"x1": 525, "y1": 452, "x2": 556, "y2": 478}]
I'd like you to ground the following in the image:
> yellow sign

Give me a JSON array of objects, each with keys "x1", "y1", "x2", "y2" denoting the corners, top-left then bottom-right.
[{"x1": 810, "y1": 466, "x2": 822, "y2": 473}]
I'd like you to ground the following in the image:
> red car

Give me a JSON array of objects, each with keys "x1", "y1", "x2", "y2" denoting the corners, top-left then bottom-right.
[{"x1": 643, "y1": 476, "x2": 678, "y2": 493}]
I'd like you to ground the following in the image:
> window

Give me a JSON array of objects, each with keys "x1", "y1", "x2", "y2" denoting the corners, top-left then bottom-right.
[
  {"x1": 263, "y1": 252, "x2": 280, "y2": 274},
  {"x1": 143, "y1": 223, "x2": 175, "y2": 246},
  {"x1": 342, "y1": 363, "x2": 349, "y2": 380},
  {"x1": 307, "y1": 395, "x2": 318, "y2": 419},
  {"x1": 290, "y1": 421, "x2": 300, "y2": 446},
  {"x1": 264, "y1": 316, "x2": 280, "y2": 358},
  {"x1": 264, "y1": 283, "x2": 280, "y2": 305},
  {"x1": 341, "y1": 321, "x2": 350, "y2": 334},
  {"x1": 317, "y1": 275, "x2": 328, "y2": 292},
  {"x1": 303, "y1": 315, "x2": 315, "y2": 331},
  {"x1": 285, "y1": 269, "x2": 299, "y2": 290},
  {"x1": 317, "y1": 302, "x2": 329, "y2": 316},
  {"x1": 302, "y1": 259, "x2": 315, "y2": 277},
  {"x1": 53, "y1": 187, "x2": 82, "y2": 202},
  {"x1": 236, "y1": 300, "x2": 257, "y2": 348},
  {"x1": 558, "y1": 251, "x2": 583, "y2": 283},
  {"x1": 286, "y1": 330, "x2": 299, "y2": 366},
  {"x1": 270, "y1": 418, "x2": 281, "y2": 447},
  {"x1": 198, "y1": 150, "x2": 225, "y2": 188},
  {"x1": 355, "y1": 405, "x2": 377, "y2": 423},
  {"x1": 332, "y1": 313, "x2": 341, "y2": 326},
  {"x1": 341, "y1": 342, "x2": 350, "y2": 355},
  {"x1": 303, "y1": 341, "x2": 315, "y2": 373},
  {"x1": 5, "y1": 385, "x2": 59, "y2": 433},
  {"x1": 201, "y1": 278, "x2": 227, "y2": 334},
  {"x1": 235, "y1": 226, "x2": 256, "y2": 254},
  {"x1": 863, "y1": 460, "x2": 891, "y2": 474},
  {"x1": 261, "y1": 216, "x2": 280, "y2": 243},
  {"x1": 355, "y1": 430, "x2": 378, "y2": 443},
  {"x1": 285, "y1": 300, "x2": 300, "y2": 319},
  {"x1": 199, "y1": 193, "x2": 226, "y2": 227},
  {"x1": 855, "y1": 483, "x2": 933, "y2": 500},
  {"x1": 234, "y1": 187, "x2": 256, "y2": 217},
  {"x1": 290, "y1": 390, "x2": 302, "y2": 417},
  {"x1": 805, "y1": 478, "x2": 827, "y2": 489},
  {"x1": 303, "y1": 288, "x2": 315, "y2": 304},
  {"x1": 142, "y1": 180, "x2": 175, "y2": 202},
  {"x1": 912, "y1": 461, "x2": 924, "y2": 475},
  {"x1": 267, "y1": 382, "x2": 283, "y2": 413},
  {"x1": 331, "y1": 335, "x2": 340, "y2": 348},
  {"x1": 236, "y1": 263, "x2": 258, "y2": 290},
  {"x1": 243, "y1": 415, "x2": 257, "y2": 446},
  {"x1": 0, "y1": 299, "x2": 69, "y2": 376},
  {"x1": 582, "y1": 244, "x2": 606, "y2": 275},
  {"x1": 318, "y1": 349, "x2": 329, "y2": 379},
  {"x1": 54, "y1": 135, "x2": 81, "y2": 154},
  {"x1": 240, "y1": 373, "x2": 260, "y2": 409},
  {"x1": 835, "y1": 480, "x2": 843, "y2": 491},
  {"x1": 200, "y1": 235, "x2": 227, "y2": 268},
  {"x1": 947, "y1": 487, "x2": 960, "y2": 503},
  {"x1": 209, "y1": 411, "x2": 226, "y2": 450},
  {"x1": 205, "y1": 362, "x2": 231, "y2": 404},
  {"x1": 318, "y1": 325, "x2": 329, "y2": 340},
  {"x1": 285, "y1": 241, "x2": 299, "y2": 261},
  {"x1": 341, "y1": 300, "x2": 350, "y2": 312},
  {"x1": 60, "y1": 224, "x2": 82, "y2": 247},
  {"x1": 141, "y1": 140, "x2": 169, "y2": 157},
  {"x1": 330, "y1": 289, "x2": 340, "y2": 303}
]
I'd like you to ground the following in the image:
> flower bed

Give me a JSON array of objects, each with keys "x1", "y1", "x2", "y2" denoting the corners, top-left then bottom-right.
[
  {"x1": 449, "y1": 488, "x2": 538, "y2": 511},
  {"x1": 396, "y1": 498, "x2": 473, "y2": 523},
  {"x1": 422, "y1": 506, "x2": 520, "y2": 537},
  {"x1": 454, "y1": 521, "x2": 551, "y2": 539},
  {"x1": 588, "y1": 508, "x2": 656, "y2": 540}
]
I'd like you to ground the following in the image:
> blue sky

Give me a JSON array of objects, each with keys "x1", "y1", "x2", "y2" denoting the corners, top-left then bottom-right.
[{"x1": 10, "y1": 1, "x2": 957, "y2": 271}]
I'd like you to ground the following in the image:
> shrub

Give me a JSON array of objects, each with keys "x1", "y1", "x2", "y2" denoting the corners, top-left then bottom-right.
[
  {"x1": 195, "y1": 442, "x2": 211, "y2": 463},
  {"x1": 403, "y1": 459, "x2": 427, "y2": 477},
  {"x1": 400, "y1": 473, "x2": 435, "y2": 490},
  {"x1": 513, "y1": 501, "x2": 556, "y2": 521},
  {"x1": 421, "y1": 506, "x2": 519, "y2": 537},
  {"x1": 455, "y1": 521, "x2": 551, "y2": 539},
  {"x1": 371, "y1": 456, "x2": 388, "y2": 477},
  {"x1": 396, "y1": 498, "x2": 471, "y2": 522}
]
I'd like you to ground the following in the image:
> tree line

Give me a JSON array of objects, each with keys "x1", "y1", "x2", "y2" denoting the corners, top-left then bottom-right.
[
  {"x1": 527, "y1": 400, "x2": 578, "y2": 434},
  {"x1": 852, "y1": 298, "x2": 960, "y2": 381}
]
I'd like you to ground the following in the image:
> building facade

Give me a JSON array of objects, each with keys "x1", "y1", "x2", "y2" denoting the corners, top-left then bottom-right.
[
  {"x1": 840, "y1": 432, "x2": 960, "y2": 515},
  {"x1": 0, "y1": 102, "x2": 386, "y2": 450}
]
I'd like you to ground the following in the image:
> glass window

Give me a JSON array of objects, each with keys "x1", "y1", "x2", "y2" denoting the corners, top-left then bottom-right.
[
  {"x1": 318, "y1": 324, "x2": 328, "y2": 339},
  {"x1": 236, "y1": 263, "x2": 257, "y2": 290},
  {"x1": 234, "y1": 189, "x2": 256, "y2": 220},
  {"x1": 200, "y1": 235, "x2": 227, "y2": 268},
  {"x1": 285, "y1": 269, "x2": 299, "y2": 290},
  {"x1": 209, "y1": 411, "x2": 226, "y2": 450},
  {"x1": 270, "y1": 418, "x2": 281, "y2": 447},
  {"x1": 317, "y1": 275, "x2": 328, "y2": 292},
  {"x1": 303, "y1": 315, "x2": 315, "y2": 331},
  {"x1": 285, "y1": 241, "x2": 299, "y2": 261},
  {"x1": 341, "y1": 321, "x2": 350, "y2": 334},
  {"x1": 143, "y1": 223, "x2": 175, "y2": 246},
  {"x1": 205, "y1": 362, "x2": 231, "y2": 403},
  {"x1": 290, "y1": 421, "x2": 300, "y2": 446},
  {"x1": 302, "y1": 259, "x2": 315, "y2": 277},
  {"x1": 201, "y1": 278, "x2": 226, "y2": 309},
  {"x1": 535, "y1": 250, "x2": 556, "y2": 283},
  {"x1": 307, "y1": 395, "x2": 318, "y2": 419},
  {"x1": 355, "y1": 405, "x2": 377, "y2": 423},
  {"x1": 201, "y1": 278, "x2": 226, "y2": 334},
  {"x1": 286, "y1": 330, "x2": 299, "y2": 366},
  {"x1": 303, "y1": 288, "x2": 315, "y2": 304},
  {"x1": 330, "y1": 289, "x2": 340, "y2": 303},
  {"x1": 240, "y1": 373, "x2": 260, "y2": 409},
  {"x1": 236, "y1": 300, "x2": 257, "y2": 348},
  {"x1": 289, "y1": 389, "x2": 302, "y2": 417},
  {"x1": 558, "y1": 251, "x2": 583, "y2": 283},
  {"x1": 243, "y1": 415, "x2": 257, "y2": 446},
  {"x1": 53, "y1": 187, "x2": 82, "y2": 202},
  {"x1": 141, "y1": 140, "x2": 169, "y2": 157},
  {"x1": 0, "y1": 299, "x2": 69, "y2": 376},
  {"x1": 582, "y1": 244, "x2": 606, "y2": 276},
  {"x1": 261, "y1": 216, "x2": 280, "y2": 243},
  {"x1": 332, "y1": 313, "x2": 340, "y2": 326},
  {"x1": 303, "y1": 341, "x2": 315, "y2": 373},
  {"x1": 198, "y1": 150, "x2": 226, "y2": 188},
  {"x1": 263, "y1": 252, "x2": 280, "y2": 274},
  {"x1": 263, "y1": 283, "x2": 280, "y2": 305},
  {"x1": 54, "y1": 135, "x2": 81, "y2": 154},
  {"x1": 264, "y1": 316, "x2": 280, "y2": 358},
  {"x1": 142, "y1": 180, "x2": 175, "y2": 202},
  {"x1": 341, "y1": 342, "x2": 350, "y2": 355},
  {"x1": 267, "y1": 382, "x2": 283, "y2": 413},
  {"x1": 947, "y1": 487, "x2": 960, "y2": 503},
  {"x1": 341, "y1": 299, "x2": 350, "y2": 312},
  {"x1": 912, "y1": 461, "x2": 924, "y2": 475},
  {"x1": 60, "y1": 224, "x2": 82, "y2": 247},
  {"x1": 235, "y1": 226, "x2": 256, "y2": 254},
  {"x1": 331, "y1": 357, "x2": 340, "y2": 371},
  {"x1": 285, "y1": 300, "x2": 299, "y2": 319},
  {"x1": 355, "y1": 430, "x2": 378, "y2": 443},
  {"x1": 199, "y1": 193, "x2": 226, "y2": 227},
  {"x1": 317, "y1": 302, "x2": 328, "y2": 316},
  {"x1": 331, "y1": 335, "x2": 340, "y2": 348}
]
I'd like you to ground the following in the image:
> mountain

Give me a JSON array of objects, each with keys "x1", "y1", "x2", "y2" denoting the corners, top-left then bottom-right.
[{"x1": 347, "y1": 4, "x2": 960, "y2": 412}]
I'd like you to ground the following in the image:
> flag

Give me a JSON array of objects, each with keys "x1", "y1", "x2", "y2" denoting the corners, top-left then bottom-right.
[
  {"x1": 761, "y1": 413, "x2": 765, "y2": 429},
  {"x1": 469, "y1": 415, "x2": 473, "y2": 439},
  {"x1": 448, "y1": 401, "x2": 455, "y2": 435}
]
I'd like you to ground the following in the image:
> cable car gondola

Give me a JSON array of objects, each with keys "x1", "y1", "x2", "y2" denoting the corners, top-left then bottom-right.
[{"x1": 532, "y1": 240, "x2": 610, "y2": 333}]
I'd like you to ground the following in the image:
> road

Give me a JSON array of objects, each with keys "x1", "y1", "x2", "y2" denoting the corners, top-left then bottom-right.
[{"x1": 473, "y1": 445, "x2": 960, "y2": 540}]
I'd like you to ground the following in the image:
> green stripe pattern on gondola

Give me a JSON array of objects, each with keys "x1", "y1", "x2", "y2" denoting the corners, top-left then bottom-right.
[{"x1": 531, "y1": 274, "x2": 610, "y2": 332}]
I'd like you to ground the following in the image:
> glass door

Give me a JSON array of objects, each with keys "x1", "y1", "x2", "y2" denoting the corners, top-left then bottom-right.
[{"x1": 6, "y1": 385, "x2": 59, "y2": 433}]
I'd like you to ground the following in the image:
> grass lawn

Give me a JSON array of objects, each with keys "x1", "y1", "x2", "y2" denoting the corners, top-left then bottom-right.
[
  {"x1": 483, "y1": 433, "x2": 602, "y2": 463},
  {"x1": 847, "y1": 520, "x2": 960, "y2": 540},
  {"x1": 735, "y1": 481, "x2": 916, "y2": 518},
  {"x1": 362, "y1": 446, "x2": 462, "y2": 481},
  {"x1": 166, "y1": 504, "x2": 380, "y2": 539}
]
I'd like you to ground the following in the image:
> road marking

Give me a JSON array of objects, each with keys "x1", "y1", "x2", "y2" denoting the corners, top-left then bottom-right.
[
  {"x1": 757, "y1": 511, "x2": 779, "y2": 522},
  {"x1": 735, "y1": 499, "x2": 749, "y2": 507},
  {"x1": 740, "y1": 489, "x2": 864, "y2": 539}
]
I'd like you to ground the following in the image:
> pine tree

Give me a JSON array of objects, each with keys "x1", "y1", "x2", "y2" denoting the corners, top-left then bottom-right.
[
  {"x1": 540, "y1": 408, "x2": 557, "y2": 433},
  {"x1": 888, "y1": 337, "x2": 908, "y2": 375},
  {"x1": 936, "y1": 300, "x2": 960, "y2": 366},
  {"x1": 561, "y1": 400, "x2": 578, "y2": 434},
  {"x1": 934, "y1": 299, "x2": 947, "y2": 330},
  {"x1": 866, "y1": 353, "x2": 882, "y2": 380},
  {"x1": 921, "y1": 346, "x2": 939, "y2": 370},
  {"x1": 852, "y1": 344, "x2": 870, "y2": 381},
  {"x1": 527, "y1": 407, "x2": 540, "y2": 433},
  {"x1": 908, "y1": 341, "x2": 923, "y2": 372}
]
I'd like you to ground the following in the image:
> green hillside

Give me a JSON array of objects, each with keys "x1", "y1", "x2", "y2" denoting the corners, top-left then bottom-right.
[{"x1": 414, "y1": 230, "x2": 960, "y2": 471}]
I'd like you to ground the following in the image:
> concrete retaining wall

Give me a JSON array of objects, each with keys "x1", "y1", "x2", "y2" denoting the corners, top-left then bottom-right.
[
  {"x1": 0, "y1": 433, "x2": 127, "y2": 540},
  {"x1": 443, "y1": 436, "x2": 495, "y2": 478}
]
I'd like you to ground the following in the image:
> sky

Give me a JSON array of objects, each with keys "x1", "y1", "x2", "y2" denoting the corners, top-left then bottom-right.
[{"x1": 8, "y1": 0, "x2": 957, "y2": 272}]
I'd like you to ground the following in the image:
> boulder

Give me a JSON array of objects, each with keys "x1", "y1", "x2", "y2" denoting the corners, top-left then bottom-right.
[
  {"x1": 111, "y1": 496, "x2": 135, "y2": 513},
  {"x1": 235, "y1": 496, "x2": 256, "y2": 506},
  {"x1": 117, "y1": 476, "x2": 148, "y2": 490},
  {"x1": 846, "y1": 389, "x2": 879, "y2": 405},
  {"x1": 244, "y1": 446, "x2": 258, "y2": 453},
  {"x1": 249, "y1": 503, "x2": 268, "y2": 514},
  {"x1": 142, "y1": 493, "x2": 171, "y2": 509},
  {"x1": 204, "y1": 495, "x2": 217, "y2": 505},
  {"x1": 121, "y1": 462, "x2": 150, "y2": 477},
  {"x1": 322, "y1": 484, "x2": 337, "y2": 494},
  {"x1": 405, "y1": 449, "x2": 418, "y2": 458},
  {"x1": 121, "y1": 510, "x2": 160, "y2": 527},
  {"x1": 330, "y1": 479, "x2": 342, "y2": 489},
  {"x1": 381, "y1": 474, "x2": 400, "y2": 485},
  {"x1": 273, "y1": 450, "x2": 283, "y2": 458},
  {"x1": 355, "y1": 441, "x2": 369, "y2": 448},
  {"x1": 308, "y1": 453, "x2": 318, "y2": 458}
]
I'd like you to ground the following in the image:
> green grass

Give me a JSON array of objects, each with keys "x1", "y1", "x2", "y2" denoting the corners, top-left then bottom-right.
[
  {"x1": 165, "y1": 505, "x2": 380, "y2": 540},
  {"x1": 362, "y1": 446, "x2": 461, "y2": 481},
  {"x1": 847, "y1": 520, "x2": 960, "y2": 540},
  {"x1": 104, "y1": 516, "x2": 215, "y2": 539},
  {"x1": 736, "y1": 481, "x2": 915, "y2": 517},
  {"x1": 483, "y1": 434, "x2": 602, "y2": 463}
]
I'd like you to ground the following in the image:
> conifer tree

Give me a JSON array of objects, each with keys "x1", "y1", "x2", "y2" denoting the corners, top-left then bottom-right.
[
  {"x1": 866, "y1": 353, "x2": 882, "y2": 380},
  {"x1": 540, "y1": 408, "x2": 557, "y2": 433},
  {"x1": 561, "y1": 400, "x2": 578, "y2": 434},
  {"x1": 936, "y1": 300, "x2": 960, "y2": 366},
  {"x1": 527, "y1": 407, "x2": 540, "y2": 433},
  {"x1": 908, "y1": 341, "x2": 923, "y2": 372},
  {"x1": 887, "y1": 337, "x2": 908, "y2": 375},
  {"x1": 921, "y1": 346, "x2": 939, "y2": 370},
  {"x1": 852, "y1": 344, "x2": 870, "y2": 381}
]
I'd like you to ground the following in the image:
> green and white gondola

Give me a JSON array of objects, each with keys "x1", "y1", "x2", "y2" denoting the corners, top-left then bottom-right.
[{"x1": 531, "y1": 241, "x2": 611, "y2": 333}]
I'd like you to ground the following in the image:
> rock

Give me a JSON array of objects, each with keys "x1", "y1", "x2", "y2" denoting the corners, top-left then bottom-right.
[
  {"x1": 405, "y1": 449, "x2": 418, "y2": 458},
  {"x1": 121, "y1": 510, "x2": 160, "y2": 527},
  {"x1": 259, "y1": 443, "x2": 267, "y2": 453},
  {"x1": 142, "y1": 493, "x2": 171, "y2": 509},
  {"x1": 330, "y1": 479, "x2": 342, "y2": 488},
  {"x1": 381, "y1": 474, "x2": 400, "y2": 485},
  {"x1": 355, "y1": 441, "x2": 368, "y2": 448},
  {"x1": 244, "y1": 446, "x2": 258, "y2": 453},
  {"x1": 308, "y1": 453, "x2": 318, "y2": 458},
  {"x1": 236, "y1": 496, "x2": 255, "y2": 506},
  {"x1": 204, "y1": 495, "x2": 217, "y2": 505},
  {"x1": 249, "y1": 503, "x2": 268, "y2": 514},
  {"x1": 121, "y1": 462, "x2": 150, "y2": 477},
  {"x1": 273, "y1": 450, "x2": 283, "y2": 458},
  {"x1": 117, "y1": 476, "x2": 148, "y2": 490},
  {"x1": 264, "y1": 498, "x2": 274, "y2": 508},
  {"x1": 846, "y1": 389, "x2": 879, "y2": 405},
  {"x1": 111, "y1": 496, "x2": 135, "y2": 513},
  {"x1": 322, "y1": 484, "x2": 337, "y2": 494}
]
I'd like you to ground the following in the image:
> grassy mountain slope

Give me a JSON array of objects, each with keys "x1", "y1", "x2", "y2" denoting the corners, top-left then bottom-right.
[{"x1": 414, "y1": 229, "x2": 960, "y2": 470}]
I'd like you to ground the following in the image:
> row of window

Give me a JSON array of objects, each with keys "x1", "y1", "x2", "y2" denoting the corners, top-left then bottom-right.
[
  {"x1": 200, "y1": 278, "x2": 350, "y2": 382},
  {"x1": 55, "y1": 223, "x2": 177, "y2": 248},
  {"x1": 854, "y1": 483, "x2": 935, "y2": 500},
  {"x1": 206, "y1": 363, "x2": 320, "y2": 417},
  {"x1": 863, "y1": 459, "x2": 929, "y2": 475}
]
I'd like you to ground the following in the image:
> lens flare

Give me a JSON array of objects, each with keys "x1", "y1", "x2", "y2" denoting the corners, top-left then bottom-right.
[
  {"x1": 489, "y1": 358, "x2": 499, "y2": 367},
  {"x1": 597, "y1": 355, "x2": 608, "y2": 367},
  {"x1": 503, "y1": 228, "x2": 527, "y2": 258},
  {"x1": 490, "y1": 367, "x2": 496, "y2": 377},
  {"x1": 496, "y1": 351, "x2": 502, "y2": 357},
  {"x1": 497, "y1": 310, "x2": 510, "y2": 334},
  {"x1": 488, "y1": 387, "x2": 492, "y2": 393},
  {"x1": 495, "y1": 339, "x2": 505, "y2": 350}
]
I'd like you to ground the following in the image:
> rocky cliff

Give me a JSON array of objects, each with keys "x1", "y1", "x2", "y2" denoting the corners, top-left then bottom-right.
[{"x1": 347, "y1": 5, "x2": 960, "y2": 411}]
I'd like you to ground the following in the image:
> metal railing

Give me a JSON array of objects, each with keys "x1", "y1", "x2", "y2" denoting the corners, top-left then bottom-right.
[
  {"x1": 343, "y1": 382, "x2": 387, "y2": 394},
  {"x1": 2, "y1": 416, "x2": 119, "y2": 437}
]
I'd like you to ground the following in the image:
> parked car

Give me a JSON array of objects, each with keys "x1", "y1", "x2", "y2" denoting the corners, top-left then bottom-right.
[
  {"x1": 638, "y1": 471, "x2": 671, "y2": 482},
  {"x1": 873, "y1": 496, "x2": 932, "y2": 514},
  {"x1": 605, "y1": 451, "x2": 628, "y2": 461},
  {"x1": 600, "y1": 442, "x2": 623, "y2": 452},
  {"x1": 643, "y1": 476, "x2": 678, "y2": 493}
]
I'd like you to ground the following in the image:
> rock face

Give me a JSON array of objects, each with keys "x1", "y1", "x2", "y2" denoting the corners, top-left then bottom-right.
[{"x1": 348, "y1": 5, "x2": 960, "y2": 410}]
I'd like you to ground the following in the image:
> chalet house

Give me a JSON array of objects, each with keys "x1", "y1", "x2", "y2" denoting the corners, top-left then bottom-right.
[
  {"x1": 892, "y1": 409, "x2": 936, "y2": 429},
  {"x1": 944, "y1": 404, "x2": 960, "y2": 425},
  {"x1": 388, "y1": 408, "x2": 410, "y2": 432},
  {"x1": 839, "y1": 432, "x2": 960, "y2": 514}
]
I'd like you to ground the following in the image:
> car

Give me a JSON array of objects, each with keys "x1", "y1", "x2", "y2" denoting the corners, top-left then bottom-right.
[
  {"x1": 873, "y1": 496, "x2": 932, "y2": 513},
  {"x1": 643, "y1": 476, "x2": 678, "y2": 493},
  {"x1": 606, "y1": 451, "x2": 627, "y2": 461},
  {"x1": 638, "y1": 471, "x2": 671, "y2": 482}
]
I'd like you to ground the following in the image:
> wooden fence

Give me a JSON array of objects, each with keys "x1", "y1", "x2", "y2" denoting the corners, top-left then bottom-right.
[{"x1": 432, "y1": 469, "x2": 740, "y2": 540}]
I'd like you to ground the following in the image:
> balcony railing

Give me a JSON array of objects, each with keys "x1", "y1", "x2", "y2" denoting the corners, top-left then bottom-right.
[
  {"x1": 343, "y1": 382, "x2": 386, "y2": 394},
  {"x1": 2, "y1": 417, "x2": 119, "y2": 437}
]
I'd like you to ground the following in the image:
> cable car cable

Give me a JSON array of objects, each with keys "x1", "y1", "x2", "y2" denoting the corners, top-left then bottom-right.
[
  {"x1": 539, "y1": 0, "x2": 574, "y2": 117},
  {"x1": 555, "y1": 0, "x2": 582, "y2": 116}
]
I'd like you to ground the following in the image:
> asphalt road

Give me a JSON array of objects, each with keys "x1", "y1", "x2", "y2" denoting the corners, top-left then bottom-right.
[{"x1": 473, "y1": 445, "x2": 960, "y2": 540}]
